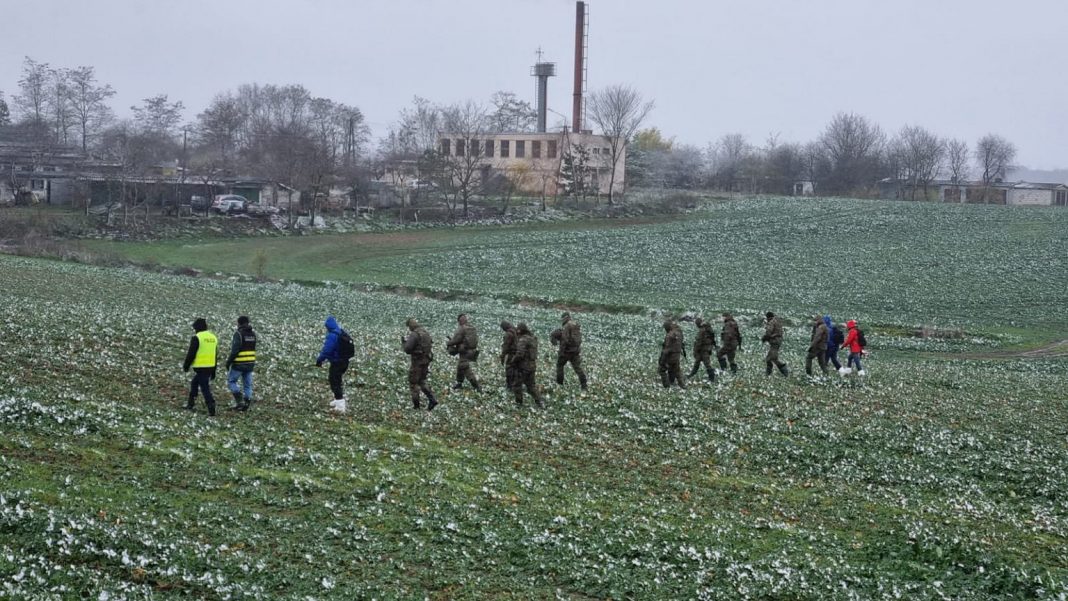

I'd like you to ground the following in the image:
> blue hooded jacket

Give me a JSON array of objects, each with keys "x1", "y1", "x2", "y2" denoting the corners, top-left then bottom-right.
[
  {"x1": 317, "y1": 316, "x2": 344, "y2": 363},
  {"x1": 824, "y1": 315, "x2": 841, "y2": 350}
]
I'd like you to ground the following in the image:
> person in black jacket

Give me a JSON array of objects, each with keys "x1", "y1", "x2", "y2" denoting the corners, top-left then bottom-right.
[
  {"x1": 225, "y1": 316, "x2": 257, "y2": 411},
  {"x1": 182, "y1": 318, "x2": 218, "y2": 416}
]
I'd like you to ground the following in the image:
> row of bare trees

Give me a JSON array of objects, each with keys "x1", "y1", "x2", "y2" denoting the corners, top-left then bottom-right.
[{"x1": 630, "y1": 112, "x2": 1018, "y2": 199}]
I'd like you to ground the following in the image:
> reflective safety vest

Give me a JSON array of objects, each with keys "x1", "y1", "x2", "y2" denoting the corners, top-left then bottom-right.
[
  {"x1": 234, "y1": 328, "x2": 257, "y2": 364},
  {"x1": 192, "y1": 331, "x2": 218, "y2": 368}
]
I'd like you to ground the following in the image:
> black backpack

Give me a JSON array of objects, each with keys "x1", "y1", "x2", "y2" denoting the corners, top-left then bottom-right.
[
  {"x1": 831, "y1": 326, "x2": 844, "y2": 346},
  {"x1": 338, "y1": 331, "x2": 356, "y2": 359},
  {"x1": 856, "y1": 329, "x2": 868, "y2": 348}
]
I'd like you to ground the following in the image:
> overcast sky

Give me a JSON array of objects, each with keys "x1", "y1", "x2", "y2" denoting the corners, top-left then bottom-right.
[{"x1": 3, "y1": 0, "x2": 1066, "y2": 168}]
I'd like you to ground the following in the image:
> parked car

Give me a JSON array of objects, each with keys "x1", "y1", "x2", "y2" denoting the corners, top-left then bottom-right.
[{"x1": 211, "y1": 194, "x2": 247, "y2": 214}]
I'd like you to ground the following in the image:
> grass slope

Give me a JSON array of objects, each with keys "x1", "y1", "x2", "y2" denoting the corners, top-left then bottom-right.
[{"x1": 86, "y1": 198, "x2": 1068, "y2": 345}]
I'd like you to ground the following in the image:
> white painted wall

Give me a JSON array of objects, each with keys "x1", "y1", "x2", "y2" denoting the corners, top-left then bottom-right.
[{"x1": 1008, "y1": 188, "x2": 1052, "y2": 206}]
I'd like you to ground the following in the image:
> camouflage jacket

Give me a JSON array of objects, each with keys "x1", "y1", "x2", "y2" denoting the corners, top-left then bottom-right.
[
  {"x1": 721, "y1": 318, "x2": 741, "y2": 349},
  {"x1": 403, "y1": 327, "x2": 434, "y2": 362},
  {"x1": 693, "y1": 324, "x2": 717, "y2": 356},
  {"x1": 512, "y1": 333, "x2": 539, "y2": 371},
  {"x1": 500, "y1": 328, "x2": 517, "y2": 364},
  {"x1": 447, "y1": 324, "x2": 479, "y2": 357},
  {"x1": 809, "y1": 321, "x2": 828, "y2": 352},
  {"x1": 763, "y1": 317, "x2": 784, "y2": 345},
  {"x1": 661, "y1": 326, "x2": 684, "y2": 359},
  {"x1": 559, "y1": 320, "x2": 582, "y2": 354}
]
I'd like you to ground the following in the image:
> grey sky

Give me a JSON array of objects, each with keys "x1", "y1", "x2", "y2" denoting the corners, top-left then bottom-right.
[{"x1": 3, "y1": 0, "x2": 1066, "y2": 168}]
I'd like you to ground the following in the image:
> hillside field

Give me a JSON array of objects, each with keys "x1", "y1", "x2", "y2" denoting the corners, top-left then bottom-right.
[{"x1": 3, "y1": 197, "x2": 1067, "y2": 599}]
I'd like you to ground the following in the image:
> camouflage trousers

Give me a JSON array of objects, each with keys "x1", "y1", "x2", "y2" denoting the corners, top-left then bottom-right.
[
  {"x1": 805, "y1": 349, "x2": 828, "y2": 376},
  {"x1": 688, "y1": 353, "x2": 716, "y2": 382},
  {"x1": 408, "y1": 360, "x2": 433, "y2": 405},
  {"x1": 455, "y1": 355, "x2": 479, "y2": 388},
  {"x1": 717, "y1": 346, "x2": 738, "y2": 373},
  {"x1": 659, "y1": 354, "x2": 686, "y2": 389},
  {"x1": 765, "y1": 342, "x2": 789, "y2": 377},
  {"x1": 556, "y1": 351, "x2": 587, "y2": 389},
  {"x1": 512, "y1": 368, "x2": 543, "y2": 406}
]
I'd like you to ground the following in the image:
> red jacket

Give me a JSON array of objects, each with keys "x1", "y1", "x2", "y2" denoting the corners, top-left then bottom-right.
[{"x1": 842, "y1": 327, "x2": 862, "y2": 353}]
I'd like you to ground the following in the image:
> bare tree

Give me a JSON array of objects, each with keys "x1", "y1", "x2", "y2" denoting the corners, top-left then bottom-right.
[
  {"x1": 46, "y1": 68, "x2": 76, "y2": 146},
  {"x1": 195, "y1": 93, "x2": 244, "y2": 171},
  {"x1": 974, "y1": 134, "x2": 1017, "y2": 204},
  {"x1": 439, "y1": 101, "x2": 489, "y2": 218},
  {"x1": 891, "y1": 125, "x2": 946, "y2": 200},
  {"x1": 14, "y1": 57, "x2": 49, "y2": 130},
  {"x1": 487, "y1": 91, "x2": 536, "y2": 133},
  {"x1": 67, "y1": 66, "x2": 115, "y2": 153},
  {"x1": 975, "y1": 133, "x2": 1016, "y2": 186},
  {"x1": 946, "y1": 139, "x2": 970, "y2": 183},
  {"x1": 707, "y1": 133, "x2": 752, "y2": 192},
  {"x1": 818, "y1": 112, "x2": 886, "y2": 195},
  {"x1": 0, "y1": 91, "x2": 10, "y2": 126},
  {"x1": 132, "y1": 94, "x2": 185, "y2": 139},
  {"x1": 585, "y1": 84, "x2": 654, "y2": 204}
]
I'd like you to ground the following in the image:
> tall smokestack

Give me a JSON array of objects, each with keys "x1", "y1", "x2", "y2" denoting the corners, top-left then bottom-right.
[{"x1": 572, "y1": 1, "x2": 586, "y2": 134}]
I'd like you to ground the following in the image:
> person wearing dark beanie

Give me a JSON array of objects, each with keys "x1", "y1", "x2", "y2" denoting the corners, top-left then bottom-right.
[{"x1": 182, "y1": 318, "x2": 218, "y2": 415}]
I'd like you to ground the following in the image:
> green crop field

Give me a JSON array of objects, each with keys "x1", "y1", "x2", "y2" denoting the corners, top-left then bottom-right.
[{"x1": 3, "y1": 197, "x2": 1068, "y2": 599}]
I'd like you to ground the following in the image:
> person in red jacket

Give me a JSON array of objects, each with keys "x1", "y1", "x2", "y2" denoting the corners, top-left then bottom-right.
[{"x1": 841, "y1": 319, "x2": 865, "y2": 376}]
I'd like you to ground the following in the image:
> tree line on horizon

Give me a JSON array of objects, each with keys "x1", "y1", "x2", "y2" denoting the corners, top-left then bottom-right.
[{"x1": 1, "y1": 56, "x2": 1019, "y2": 208}]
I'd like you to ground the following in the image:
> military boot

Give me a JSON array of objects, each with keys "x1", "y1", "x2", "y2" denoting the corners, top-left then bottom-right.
[
  {"x1": 425, "y1": 389, "x2": 438, "y2": 411},
  {"x1": 765, "y1": 363, "x2": 773, "y2": 377},
  {"x1": 470, "y1": 377, "x2": 482, "y2": 392},
  {"x1": 730, "y1": 363, "x2": 738, "y2": 375},
  {"x1": 778, "y1": 363, "x2": 790, "y2": 378},
  {"x1": 706, "y1": 367, "x2": 717, "y2": 383},
  {"x1": 578, "y1": 374, "x2": 588, "y2": 391},
  {"x1": 718, "y1": 357, "x2": 728, "y2": 371},
  {"x1": 687, "y1": 362, "x2": 699, "y2": 379}
]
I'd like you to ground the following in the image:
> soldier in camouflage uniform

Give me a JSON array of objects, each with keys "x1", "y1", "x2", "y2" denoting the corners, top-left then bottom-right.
[
  {"x1": 553, "y1": 312, "x2": 588, "y2": 391},
  {"x1": 687, "y1": 317, "x2": 717, "y2": 383},
  {"x1": 402, "y1": 318, "x2": 438, "y2": 410},
  {"x1": 658, "y1": 320, "x2": 686, "y2": 389},
  {"x1": 761, "y1": 311, "x2": 790, "y2": 377},
  {"x1": 717, "y1": 312, "x2": 741, "y2": 374},
  {"x1": 805, "y1": 315, "x2": 830, "y2": 376},
  {"x1": 499, "y1": 321, "x2": 518, "y2": 390},
  {"x1": 509, "y1": 323, "x2": 544, "y2": 407},
  {"x1": 446, "y1": 313, "x2": 481, "y2": 391}
]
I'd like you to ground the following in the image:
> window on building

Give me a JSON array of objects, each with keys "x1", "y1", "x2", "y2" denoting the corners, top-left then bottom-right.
[
  {"x1": 469, "y1": 139, "x2": 479, "y2": 157},
  {"x1": 603, "y1": 147, "x2": 610, "y2": 155},
  {"x1": 484, "y1": 140, "x2": 494, "y2": 157},
  {"x1": 441, "y1": 139, "x2": 451, "y2": 155},
  {"x1": 515, "y1": 140, "x2": 526, "y2": 158},
  {"x1": 591, "y1": 147, "x2": 599, "y2": 155},
  {"x1": 547, "y1": 140, "x2": 557, "y2": 159},
  {"x1": 455, "y1": 139, "x2": 465, "y2": 157},
  {"x1": 532, "y1": 140, "x2": 542, "y2": 158},
  {"x1": 30, "y1": 179, "x2": 45, "y2": 191},
  {"x1": 500, "y1": 140, "x2": 510, "y2": 158}
]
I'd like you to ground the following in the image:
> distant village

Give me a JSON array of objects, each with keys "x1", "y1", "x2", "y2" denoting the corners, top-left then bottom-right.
[{"x1": 1, "y1": 1, "x2": 1065, "y2": 218}]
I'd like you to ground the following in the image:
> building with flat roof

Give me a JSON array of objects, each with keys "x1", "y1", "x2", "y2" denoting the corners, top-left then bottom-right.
[{"x1": 437, "y1": 129, "x2": 624, "y2": 198}]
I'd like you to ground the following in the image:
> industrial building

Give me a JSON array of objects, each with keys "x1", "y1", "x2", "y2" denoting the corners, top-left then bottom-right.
[{"x1": 437, "y1": 1, "x2": 625, "y2": 198}]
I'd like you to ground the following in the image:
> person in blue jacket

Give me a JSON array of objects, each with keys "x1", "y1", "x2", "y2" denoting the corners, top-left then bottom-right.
[
  {"x1": 315, "y1": 316, "x2": 350, "y2": 412},
  {"x1": 824, "y1": 315, "x2": 844, "y2": 373}
]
